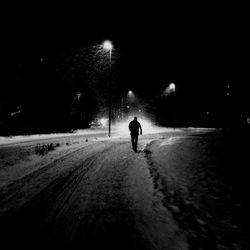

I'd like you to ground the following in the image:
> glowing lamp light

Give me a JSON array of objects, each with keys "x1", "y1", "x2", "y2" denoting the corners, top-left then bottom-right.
[
  {"x1": 100, "y1": 118, "x2": 108, "y2": 126},
  {"x1": 113, "y1": 116, "x2": 168, "y2": 137},
  {"x1": 128, "y1": 90, "x2": 133, "y2": 95},
  {"x1": 103, "y1": 40, "x2": 113, "y2": 51},
  {"x1": 169, "y1": 83, "x2": 176, "y2": 92}
]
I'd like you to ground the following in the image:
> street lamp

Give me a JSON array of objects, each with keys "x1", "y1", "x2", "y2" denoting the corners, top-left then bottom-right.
[
  {"x1": 163, "y1": 82, "x2": 176, "y2": 96},
  {"x1": 102, "y1": 40, "x2": 113, "y2": 137},
  {"x1": 103, "y1": 40, "x2": 113, "y2": 65},
  {"x1": 162, "y1": 82, "x2": 176, "y2": 127},
  {"x1": 169, "y1": 83, "x2": 176, "y2": 93},
  {"x1": 103, "y1": 40, "x2": 113, "y2": 51},
  {"x1": 169, "y1": 83, "x2": 176, "y2": 128},
  {"x1": 121, "y1": 90, "x2": 134, "y2": 120}
]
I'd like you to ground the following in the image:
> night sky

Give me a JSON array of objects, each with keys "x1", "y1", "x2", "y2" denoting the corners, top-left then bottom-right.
[{"x1": 0, "y1": 4, "x2": 249, "y2": 131}]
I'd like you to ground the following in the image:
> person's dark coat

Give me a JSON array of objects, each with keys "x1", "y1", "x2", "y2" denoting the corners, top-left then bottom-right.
[{"x1": 129, "y1": 118, "x2": 142, "y2": 135}]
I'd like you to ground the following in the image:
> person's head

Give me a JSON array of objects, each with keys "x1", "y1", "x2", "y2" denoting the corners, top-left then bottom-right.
[{"x1": 133, "y1": 117, "x2": 137, "y2": 121}]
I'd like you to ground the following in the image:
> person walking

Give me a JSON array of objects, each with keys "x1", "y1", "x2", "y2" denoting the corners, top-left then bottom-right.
[{"x1": 129, "y1": 117, "x2": 142, "y2": 152}]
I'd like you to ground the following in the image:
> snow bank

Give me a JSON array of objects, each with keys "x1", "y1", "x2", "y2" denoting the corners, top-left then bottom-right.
[{"x1": 0, "y1": 128, "x2": 107, "y2": 145}]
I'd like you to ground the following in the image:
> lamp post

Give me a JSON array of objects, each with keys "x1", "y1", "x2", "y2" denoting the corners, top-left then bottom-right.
[
  {"x1": 102, "y1": 40, "x2": 113, "y2": 137},
  {"x1": 170, "y1": 83, "x2": 176, "y2": 128}
]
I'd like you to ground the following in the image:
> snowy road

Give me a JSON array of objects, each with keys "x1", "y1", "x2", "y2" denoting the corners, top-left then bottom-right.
[{"x1": 0, "y1": 129, "x2": 248, "y2": 249}]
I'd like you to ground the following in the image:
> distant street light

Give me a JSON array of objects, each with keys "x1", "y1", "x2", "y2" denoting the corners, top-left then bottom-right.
[
  {"x1": 128, "y1": 90, "x2": 135, "y2": 100},
  {"x1": 162, "y1": 82, "x2": 177, "y2": 128},
  {"x1": 102, "y1": 40, "x2": 113, "y2": 137},
  {"x1": 170, "y1": 83, "x2": 176, "y2": 128},
  {"x1": 103, "y1": 40, "x2": 113, "y2": 66},
  {"x1": 121, "y1": 90, "x2": 134, "y2": 120},
  {"x1": 163, "y1": 82, "x2": 176, "y2": 96},
  {"x1": 169, "y1": 83, "x2": 176, "y2": 93},
  {"x1": 103, "y1": 40, "x2": 113, "y2": 51}
]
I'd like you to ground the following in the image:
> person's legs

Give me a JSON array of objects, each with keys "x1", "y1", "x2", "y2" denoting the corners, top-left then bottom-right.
[
  {"x1": 134, "y1": 135, "x2": 138, "y2": 151},
  {"x1": 131, "y1": 134, "x2": 135, "y2": 150},
  {"x1": 131, "y1": 134, "x2": 137, "y2": 151}
]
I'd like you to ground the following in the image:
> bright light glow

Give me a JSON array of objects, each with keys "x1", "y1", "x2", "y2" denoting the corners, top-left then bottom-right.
[
  {"x1": 112, "y1": 115, "x2": 169, "y2": 137},
  {"x1": 127, "y1": 90, "x2": 135, "y2": 100},
  {"x1": 100, "y1": 118, "x2": 108, "y2": 126},
  {"x1": 163, "y1": 83, "x2": 176, "y2": 96},
  {"x1": 169, "y1": 83, "x2": 176, "y2": 92},
  {"x1": 103, "y1": 40, "x2": 113, "y2": 51}
]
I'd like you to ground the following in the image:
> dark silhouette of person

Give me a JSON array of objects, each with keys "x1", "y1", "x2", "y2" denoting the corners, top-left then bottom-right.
[{"x1": 129, "y1": 117, "x2": 142, "y2": 152}]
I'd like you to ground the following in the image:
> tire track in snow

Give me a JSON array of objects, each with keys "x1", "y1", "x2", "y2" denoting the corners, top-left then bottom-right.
[
  {"x1": 0, "y1": 140, "x2": 151, "y2": 250},
  {"x1": 0, "y1": 144, "x2": 115, "y2": 248},
  {"x1": 0, "y1": 141, "x2": 102, "y2": 211}
]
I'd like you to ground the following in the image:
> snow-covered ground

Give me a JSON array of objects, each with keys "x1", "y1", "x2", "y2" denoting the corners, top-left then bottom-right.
[
  {"x1": 0, "y1": 124, "x2": 215, "y2": 145},
  {"x1": 0, "y1": 128, "x2": 247, "y2": 249},
  {"x1": 0, "y1": 128, "x2": 108, "y2": 146}
]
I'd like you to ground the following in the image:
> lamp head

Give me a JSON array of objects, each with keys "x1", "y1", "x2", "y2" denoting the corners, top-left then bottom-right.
[
  {"x1": 169, "y1": 83, "x2": 176, "y2": 92},
  {"x1": 103, "y1": 40, "x2": 113, "y2": 51}
]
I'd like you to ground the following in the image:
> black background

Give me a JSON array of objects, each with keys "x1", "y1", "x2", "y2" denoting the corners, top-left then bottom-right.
[{"x1": 0, "y1": 3, "x2": 249, "y2": 133}]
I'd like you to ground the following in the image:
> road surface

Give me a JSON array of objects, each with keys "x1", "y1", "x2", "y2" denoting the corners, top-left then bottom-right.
[{"x1": 0, "y1": 129, "x2": 248, "y2": 249}]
